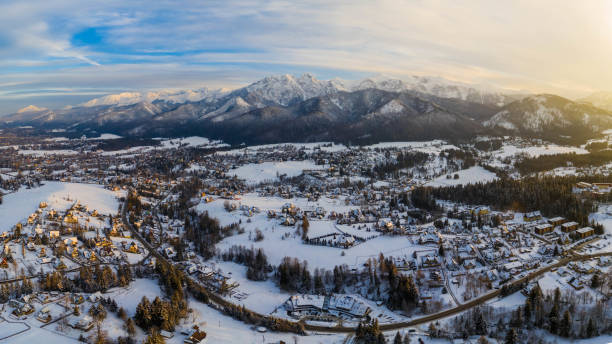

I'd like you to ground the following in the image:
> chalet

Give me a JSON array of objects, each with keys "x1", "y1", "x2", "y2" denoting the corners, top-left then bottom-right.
[
  {"x1": 421, "y1": 254, "x2": 440, "y2": 268},
  {"x1": 36, "y1": 307, "x2": 52, "y2": 323},
  {"x1": 561, "y1": 221, "x2": 579, "y2": 232},
  {"x1": 548, "y1": 217, "x2": 565, "y2": 226},
  {"x1": 568, "y1": 277, "x2": 585, "y2": 290},
  {"x1": 534, "y1": 223, "x2": 553, "y2": 235},
  {"x1": 523, "y1": 211, "x2": 542, "y2": 222},
  {"x1": 576, "y1": 227, "x2": 594, "y2": 239},
  {"x1": 71, "y1": 315, "x2": 94, "y2": 331},
  {"x1": 184, "y1": 326, "x2": 207, "y2": 344}
]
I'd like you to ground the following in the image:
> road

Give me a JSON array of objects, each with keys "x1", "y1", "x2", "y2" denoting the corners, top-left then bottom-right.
[{"x1": 121, "y1": 192, "x2": 612, "y2": 334}]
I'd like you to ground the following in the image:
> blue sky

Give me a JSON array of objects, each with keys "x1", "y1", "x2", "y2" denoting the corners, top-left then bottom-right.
[{"x1": 2, "y1": 0, "x2": 612, "y2": 113}]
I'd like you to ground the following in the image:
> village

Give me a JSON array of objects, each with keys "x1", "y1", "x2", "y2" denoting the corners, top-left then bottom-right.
[{"x1": 0, "y1": 134, "x2": 610, "y2": 343}]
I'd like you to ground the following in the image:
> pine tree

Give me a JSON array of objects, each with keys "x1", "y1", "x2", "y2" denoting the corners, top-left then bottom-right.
[
  {"x1": 504, "y1": 328, "x2": 517, "y2": 344},
  {"x1": 524, "y1": 298, "x2": 532, "y2": 320},
  {"x1": 591, "y1": 273, "x2": 601, "y2": 288},
  {"x1": 549, "y1": 303, "x2": 559, "y2": 334},
  {"x1": 559, "y1": 310, "x2": 571, "y2": 337},
  {"x1": 394, "y1": 331, "x2": 402, "y2": 344},
  {"x1": 474, "y1": 309, "x2": 487, "y2": 335},
  {"x1": 125, "y1": 318, "x2": 136, "y2": 336},
  {"x1": 586, "y1": 317, "x2": 596, "y2": 338},
  {"x1": 302, "y1": 217, "x2": 309, "y2": 240},
  {"x1": 477, "y1": 336, "x2": 490, "y2": 344}
]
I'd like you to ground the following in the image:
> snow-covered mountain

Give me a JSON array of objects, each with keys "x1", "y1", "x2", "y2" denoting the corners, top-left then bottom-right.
[
  {"x1": 70, "y1": 73, "x2": 519, "y2": 111},
  {"x1": 17, "y1": 105, "x2": 48, "y2": 113},
  {"x1": 80, "y1": 88, "x2": 229, "y2": 107},
  {"x1": 347, "y1": 75, "x2": 521, "y2": 106},
  {"x1": 238, "y1": 73, "x2": 346, "y2": 107},
  {"x1": 483, "y1": 94, "x2": 612, "y2": 142},
  {"x1": 0, "y1": 73, "x2": 531, "y2": 144}
]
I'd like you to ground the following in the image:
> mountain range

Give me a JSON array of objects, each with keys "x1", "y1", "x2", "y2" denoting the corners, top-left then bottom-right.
[{"x1": 4, "y1": 74, "x2": 612, "y2": 145}]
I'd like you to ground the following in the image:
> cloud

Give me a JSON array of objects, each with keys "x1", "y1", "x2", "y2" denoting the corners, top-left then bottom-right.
[{"x1": 1, "y1": 0, "x2": 612, "y2": 112}]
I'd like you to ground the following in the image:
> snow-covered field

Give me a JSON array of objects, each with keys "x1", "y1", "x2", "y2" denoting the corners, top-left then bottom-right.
[
  {"x1": 158, "y1": 136, "x2": 229, "y2": 149},
  {"x1": 493, "y1": 144, "x2": 588, "y2": 159},
  {"x1": 219, "y1": 142, "x2": 347, "y2": 156},
  {"x1": 87, "y1": 133, "x2": 122, "y2": 140},
  {"x1": 425, "y1": 166, "x2": 498, "y2": 187},
  {"x1": 3, "y1": 326, "x2": 81, "y2": 344},
  {"x1": 0, "y1": 182, "x2": 123, "y2": 232},
  {"x1": 229, "y1": 160, "x2": 327, "y2": 184},
  {"x1": 364, "y1": 140, "x2": 458, "y2": 154}
]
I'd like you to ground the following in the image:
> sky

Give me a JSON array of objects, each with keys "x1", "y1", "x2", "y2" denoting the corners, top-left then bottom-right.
[{"x1": 1, "y1": 0, "x2": 612, "y2": 113}]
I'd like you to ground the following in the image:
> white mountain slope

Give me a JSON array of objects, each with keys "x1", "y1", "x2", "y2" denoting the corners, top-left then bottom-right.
[
  {"x1": 17, "y1": 105, "x2": 48, "y2": 113},
  {"x1": 68, "y1": 73, "x2": 519, "y2": 114},
  {"x1": 348, "y1": 74, "x2": 520, "y2": 106},
  {"x1": 483, "y1": 94, "x2": 612, "y2": 139},
  {"x1": 80, "y1": 88, "x2": 229, "y2": 107},
  {"x1": 242, "y1": 73, "x2": 345, "y2": 106}
]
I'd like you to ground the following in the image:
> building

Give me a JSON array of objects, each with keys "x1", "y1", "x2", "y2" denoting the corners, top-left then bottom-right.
[
  {"x1": 576, "y1": 227, "x2": 594, "y2": 239},
  {"x1": 561, "y1": 221, "x2": 579, "y2": 232},
  {"x1": 523, "y1": 211, "x2": 542, "y2": 222},
  {"x1": 548, "y1": 217, "x2": 565, "y2": 226},
  {"x1": 535, "y1": 223, "x2": 553, "y2": 235}
]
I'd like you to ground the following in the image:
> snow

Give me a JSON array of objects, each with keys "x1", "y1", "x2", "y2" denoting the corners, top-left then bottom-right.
[
  {"x1": 214, "y1": 261, "x2": 290, "y2": 314},
  {"x1": 181, "y1": 298, "x2": 345, "y2": 344},
  {"x1": 229, "y1": 160, "x2": 327, "y2": 184},
  {"x1": 87, "y1": 133, "x2": 122, "y2": 140},
  {"x1": 0, "y1": 182, "x2": 123, "y2": 232},
  {"x1": 379, "y1": 99, "x2": 405, "y2": 114},
  {"x1": 493, "y1": 144, "x2": 588, "y2": 159},
  {"x1": 3, "y1": 327, "x2": 81, "y2": 344},
  {"x1": 425, "y1": 166, "x2": 498, "y2": 187},
  {"x1": 364, "y1": 139, "x2": 456, "y2": 151},
  {"x1": 487, "y1": 291, "x2": 525, "y2": 308},
  {"x1": 219, "y1": 142, "x2": 347, "y2": 156},
  {"x1": 589, "y1": 205, "x2": 612, "y2": 237},
  {"x1": 80, "y1": 88, "x2": 228, "y2": 107},
  {"x1": 159, "y1": 136, "x2": 228, "y2": 148},
  {"x1": 16, "y1": 105, "x2": 47, "y2": 113},
  {"x1": 107, "y1": 278, "x2": 164, "y2": 318}
]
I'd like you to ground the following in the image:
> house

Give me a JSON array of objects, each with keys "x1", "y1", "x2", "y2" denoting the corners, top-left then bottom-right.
[
  {"x1": 421, "y1": 254, "x2": 440, "y2": 268},
  {"x1": 548, "y1": 217, "x2": 565, "y2": 226},
  {"x1": 523, "y1": 211, "x2": 542, "y2": 222},
  {"x1": 535, "y1": 223, "x2": 553, "y2": 235},
  {"x1": 561, "y1": 221, "x2": 579, "y2": 232},
  {"x1": 184, "y1": 326, "x2": 207, "y2": 344},
  {"x1": 576, "y1": 227, "x2": 594, "y2": 239},
  {"x1": 36, "y1": 307, "x2": 52, "y2": 323},
  {"x1": 72, "y1": 315, "x2": 94, "y2": 331}
]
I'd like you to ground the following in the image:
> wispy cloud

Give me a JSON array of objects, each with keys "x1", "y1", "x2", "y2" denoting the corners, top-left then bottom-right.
[{"x1": 1, "y1": 0, "x2": 612, "y2": 112}]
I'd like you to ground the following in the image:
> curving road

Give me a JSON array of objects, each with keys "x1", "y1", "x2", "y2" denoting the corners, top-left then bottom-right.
[{"x1": 121, "y1": 193, "x2": 612, "y2": 334}]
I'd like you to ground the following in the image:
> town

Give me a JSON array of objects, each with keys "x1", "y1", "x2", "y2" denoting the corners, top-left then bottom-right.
[{"x1": 0, "y1": 132, "x2": 608, "y2": 344}]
